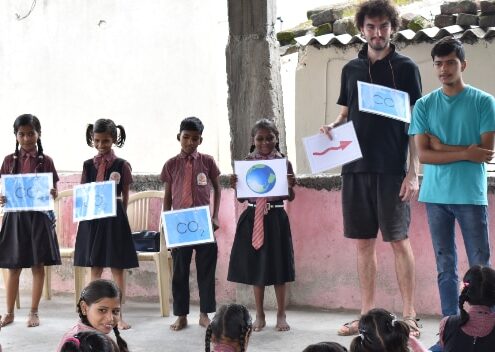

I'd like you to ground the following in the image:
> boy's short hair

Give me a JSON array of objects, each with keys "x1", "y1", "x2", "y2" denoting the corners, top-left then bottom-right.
[
  {"x1": 355, "y1": 0, "x2": 400, "y2": 31},
  {"x1": 179, "y1": 116, "x2": 204, "y2": 134},
  {"x1": 431, "y1": 37, "x2": 465, "y2": 62}
]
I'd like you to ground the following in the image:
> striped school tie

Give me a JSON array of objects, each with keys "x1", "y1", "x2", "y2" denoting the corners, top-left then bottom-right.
[
  {"x1": 96, "y1": 159, "x2": 107, "y2": 181},
  {"x1": 252, "y1": 197, "x2": 267, "y2": 250},
  {"x1": 180, "y1": 155, "x2": 193, "y2": 208}
]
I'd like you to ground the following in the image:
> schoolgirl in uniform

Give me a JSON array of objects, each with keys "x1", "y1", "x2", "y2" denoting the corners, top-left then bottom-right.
[
  {"x1": 228, "y1": 118, "x2": 296, "y2": 332},
  {"x1": 74, "y1": 119, "x2": 138, "y2": 330},
  {"x1": 0, "y1": 114, "x2": 60, "y2": 328}
]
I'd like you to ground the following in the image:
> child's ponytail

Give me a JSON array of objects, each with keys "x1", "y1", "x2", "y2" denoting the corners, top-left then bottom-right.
[
  {"x1": 115, "y1": 125, "x2": 126, "y2": 148},
  {"x1": 35, "y1": 138, "x2": 45, "y2": 171},
  {"x1": 86, "y1": 124, "x2": 94, "y2": 147},
  {"x1": 112, "y1": 326, "x2": 129, "y2": 352},
  {"x1": 204, "y1": 324, "x2": 213, "y2": 352},
  {"x1": 11, "y1": 141, "x2": 20, "y2": 174},
  {"x1": 459, "y1": 285, "x2": 470, "y2": 326},
  {"x1": 239, "y1": 325, "x2": 250, "y2": 352}
]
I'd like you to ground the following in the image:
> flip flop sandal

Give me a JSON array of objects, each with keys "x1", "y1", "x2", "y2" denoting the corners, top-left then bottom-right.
[
  {"x1": 403, "y1": 316, "x2": 422, "y2": 338},
  {"x1": 0, "y1": 313, "x2": 14, "y2": 327},
  {"x1": 337, "y1": 319, "x2": 360, "y2": 336}
]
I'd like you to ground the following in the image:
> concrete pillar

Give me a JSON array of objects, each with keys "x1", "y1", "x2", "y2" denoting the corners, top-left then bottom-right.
[{"x1": 226, "y1": 0, "x2": 286, "y2": 164}]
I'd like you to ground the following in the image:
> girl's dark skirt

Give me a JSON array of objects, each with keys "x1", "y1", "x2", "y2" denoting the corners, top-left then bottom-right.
[
  {"x1": 0, "y1": 211, "x2": 61, "y2": 268},
  {"x1": 74, "y1": 200, "x2": 138, "y2": 269},
  {"x1": 227, "y1": 206, "x2": 295, "y2": 286}
]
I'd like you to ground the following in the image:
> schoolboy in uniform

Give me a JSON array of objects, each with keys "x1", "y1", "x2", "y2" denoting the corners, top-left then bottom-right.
[{"x1": 161, "y1": 116, "x2": 221, "y2": 331}]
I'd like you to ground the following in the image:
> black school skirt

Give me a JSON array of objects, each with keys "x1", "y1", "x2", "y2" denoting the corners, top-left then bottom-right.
[
  {"x1": 0, "y1": 211, "x2": 61, "y2": 268},
  {"x1": 227, "y1": 206, "x2": 295, "y2": 286},
  {"x1": 74, "y1": 200, "x2": 138, "y2": 269}
]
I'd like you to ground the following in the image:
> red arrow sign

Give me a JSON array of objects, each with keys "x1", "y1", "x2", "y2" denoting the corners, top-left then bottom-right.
[{"x1": 312, "y1": 140, "x2": 352, "y2": 156}]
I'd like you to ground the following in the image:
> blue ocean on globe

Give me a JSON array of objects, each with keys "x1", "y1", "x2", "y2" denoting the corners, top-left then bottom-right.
[{"x1": 246, "y1": 164, "x2": 276, "y2": 194}]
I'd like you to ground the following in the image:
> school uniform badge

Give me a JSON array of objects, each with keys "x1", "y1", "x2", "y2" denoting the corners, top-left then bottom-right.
[
  {"x1": 197, "y1": 172, "x2": 207, "y2": 186},
  {"x1": 109, "y1": 171, "x2": 121, "y2": 184}
]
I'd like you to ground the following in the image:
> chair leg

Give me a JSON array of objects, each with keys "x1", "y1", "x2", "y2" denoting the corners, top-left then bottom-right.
[
  {"x1": 2, "y1": 269, "x2": 20, "y2": 309},
  {"x1": 74, "y1": 266, "x2": 87, "y2": 309},
  {"x1": 43, "y1": 266, "x2": 52, "y2": 300},
  {"x1": 155, "y1": 253, "x2": 170, "y2": 317}
]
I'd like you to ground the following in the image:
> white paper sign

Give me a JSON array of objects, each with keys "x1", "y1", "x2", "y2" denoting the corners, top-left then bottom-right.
[
  {"x1": 73, "y1": 181, "x2": 117, "y2": 221},
  {"x1": 303, "y1": 122, "x2": 362, "y2": 174},
  {"x1": 234, "y1": 158, "x2": 288, "y2": 198},
  {"x1": 357, "y1": 81, "x2": 411, "y2": 122},
  {"x1": 162, "y1": 206, "x2": 215, "y2": 248},
  {"x1": 1, "y1": 173, "x2": 54, "y2": 211}
]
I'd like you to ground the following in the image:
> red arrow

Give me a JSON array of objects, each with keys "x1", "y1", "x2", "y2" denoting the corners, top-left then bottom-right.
[{"x1": 313, "y1": 140, "x2": 352, "y2": 156}]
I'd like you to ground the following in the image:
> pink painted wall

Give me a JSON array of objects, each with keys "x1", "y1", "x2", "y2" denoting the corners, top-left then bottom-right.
[{"x1": 43, "y1": 174, "x2": 494, "y2": 316}]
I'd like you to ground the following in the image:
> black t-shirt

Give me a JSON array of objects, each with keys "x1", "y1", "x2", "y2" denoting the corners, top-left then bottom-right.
[{"x1": 337, "y1": 44, "x2": 422, "y2": 174}]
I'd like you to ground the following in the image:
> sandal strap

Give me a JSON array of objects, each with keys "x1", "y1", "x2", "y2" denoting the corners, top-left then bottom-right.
[{"x1": 403, "y1": 316, "x2": 423, "y2": 330}]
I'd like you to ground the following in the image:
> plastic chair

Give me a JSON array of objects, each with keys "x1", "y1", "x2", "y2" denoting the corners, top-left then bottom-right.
[
  {"x1": 44, "y1": 189, "x2": 86, "y2": 306},
  {"x1": 127, "y1": 190, "x2": 171, "y2": 317}
]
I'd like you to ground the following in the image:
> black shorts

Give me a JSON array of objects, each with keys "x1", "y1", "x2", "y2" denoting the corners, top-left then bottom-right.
[{"x1": 342, "y1": 173, "x2": 410, "y2": 242}]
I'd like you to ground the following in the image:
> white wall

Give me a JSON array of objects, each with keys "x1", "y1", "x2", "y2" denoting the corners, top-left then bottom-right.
[{"x1": 0, "y1": 0, "x2": 229, "y2": 173}]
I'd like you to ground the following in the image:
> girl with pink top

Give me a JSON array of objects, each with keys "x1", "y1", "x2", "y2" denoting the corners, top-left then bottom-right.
[
  {"x1": 57, "y1": 279, "x2": 129, "y2": 352},
  {"x1": 438, "y1": 265, "x2": 495, "y2": 351}
]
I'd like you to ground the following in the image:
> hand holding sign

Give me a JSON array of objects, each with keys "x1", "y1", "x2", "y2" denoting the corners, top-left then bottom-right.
[{"x1": 303, "y1": 121, "x2": 362, "y2": 174}]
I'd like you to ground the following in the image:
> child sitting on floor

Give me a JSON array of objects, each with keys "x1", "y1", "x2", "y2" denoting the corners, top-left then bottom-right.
[
  {"x1": 438, "y1": 265, "x2": 495, "y2": 351},
  {"x1": 350, "y1": 308, "x2": 427, "y2": 352},
  {"x1": 205, "y1": 304, "x2": 252, "y2": 352},
  {"x1": 303, "y1": 341, "x2": 348, "y2": 352}
]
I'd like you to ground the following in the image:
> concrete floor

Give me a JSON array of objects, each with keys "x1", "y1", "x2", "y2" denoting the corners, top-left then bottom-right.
[{"x1": 0, "y1": 290, "x2": 440, "y2": 352}]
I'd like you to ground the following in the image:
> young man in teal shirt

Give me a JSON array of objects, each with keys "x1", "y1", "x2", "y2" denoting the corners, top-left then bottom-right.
[{"x1": 409, "y1": 37, "x2": 495, "y2": 322}]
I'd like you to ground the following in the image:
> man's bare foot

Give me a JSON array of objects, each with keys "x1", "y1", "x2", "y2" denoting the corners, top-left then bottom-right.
[
  {"x1": 170, "y1": 316, "x2": 188, "y2": 331},
  {"x1": 199, "y1": 313, "x2": 210, "y2": 328},
  {"x1": 276, "y1": 313, "x2": 290, "y2": 331},
  {"x1": 118, "y1": 317, "x2": 131, "y2": 330},
  {"x1": 27, "y1": 311, "x2": 39, "y2": 328},
  {"x1": 0, "y1": 313, "x2": 14, "y2": 327},
  {"x1": 252, "y1": 314, "x2": 266, "y2": 332}
]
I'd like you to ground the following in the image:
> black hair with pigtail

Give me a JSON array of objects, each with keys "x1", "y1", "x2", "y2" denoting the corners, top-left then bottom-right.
[
  {"x1": 205, "y1": 304, "x2": 252, "y2": 352},
  {"x1": 60, "y1": 330, "x2": 116, "y2": 352},
  {"x1": 459, "y1": 265, "x2": 495, "y2": 327},
  {"x1": 249, "y1": 118, "x2": 283, "y2": 155},
  {"x1": 303, "y1": 341, "x2": 348, "y2": 352},
  {"x1": 86, "y1": 118, "x2": 126, "y2": 148},
  {"x1": 11, "y1": 114, "x2": 45, "y2": 174},
  {"x1": 76, "y1": 279, "x2": 129, "y2": 352},
  {"x1": 350, "y1": 308, "x2": 409, "y2": 352}
]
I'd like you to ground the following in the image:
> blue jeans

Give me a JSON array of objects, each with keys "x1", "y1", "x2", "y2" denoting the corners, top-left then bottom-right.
[{"x1": 426, "y1": 203, "x2": 491, "y2": 316}]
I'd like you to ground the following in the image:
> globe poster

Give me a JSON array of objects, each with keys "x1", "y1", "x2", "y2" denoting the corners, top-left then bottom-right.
[{"x1": 234, "y1": 158, "x2": 289, "y2": 198}]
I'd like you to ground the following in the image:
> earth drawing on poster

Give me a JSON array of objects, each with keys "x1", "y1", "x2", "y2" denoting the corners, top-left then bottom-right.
[{"x1": 245, "y1": 164, "x2": 276, "y2": 194}]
